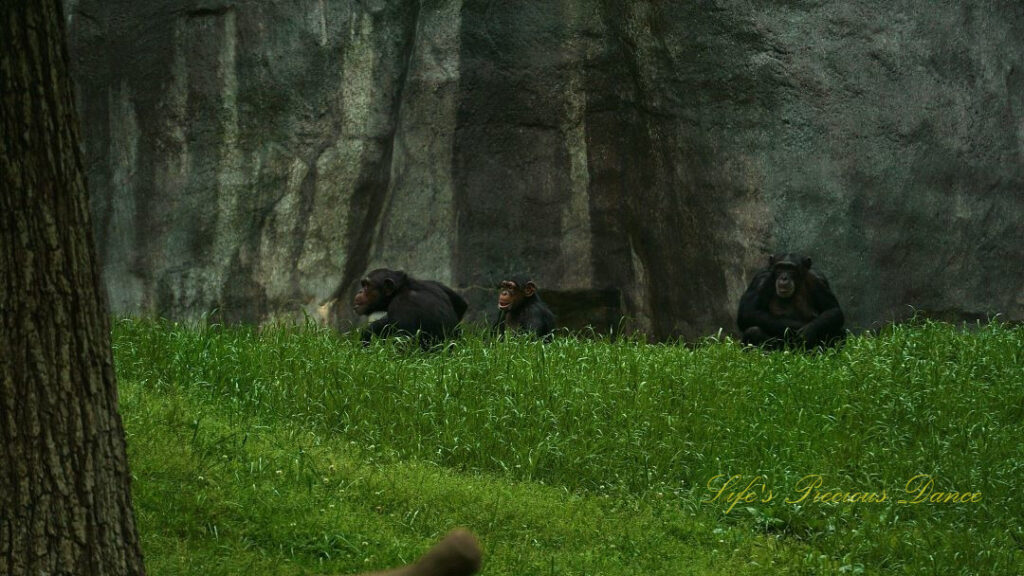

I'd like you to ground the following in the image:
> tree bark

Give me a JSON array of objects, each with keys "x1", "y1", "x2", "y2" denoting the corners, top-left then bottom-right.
[{"x1": 0, "y1": 1, "x2": 146, "y2": 574}]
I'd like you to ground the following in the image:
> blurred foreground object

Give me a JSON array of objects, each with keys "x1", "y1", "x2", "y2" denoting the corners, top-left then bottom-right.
[{"x1": 355, "y1": 529, "x2": 482, "y2": 576}]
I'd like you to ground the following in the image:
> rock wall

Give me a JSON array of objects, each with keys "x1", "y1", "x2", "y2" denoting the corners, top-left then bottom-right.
[{"x1": 68, "y1": 0, "x2": 1024, "y2": 339}]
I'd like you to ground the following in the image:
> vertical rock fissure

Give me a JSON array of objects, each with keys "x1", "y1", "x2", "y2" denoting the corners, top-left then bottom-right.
[{"x1": 334, "y1": 1, "x2": 423, "y2": 303}]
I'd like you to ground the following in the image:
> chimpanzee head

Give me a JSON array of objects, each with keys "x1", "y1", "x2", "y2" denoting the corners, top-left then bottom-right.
[
  {"x1": 497, "y1": 276, "x2": 537, "y2": 311},
  {"x1": 769, "y1": 253, "x2": 812, "y2": 299},
  {"x1": 353, "y1": 269, "x2": 408, "y2": 315}
]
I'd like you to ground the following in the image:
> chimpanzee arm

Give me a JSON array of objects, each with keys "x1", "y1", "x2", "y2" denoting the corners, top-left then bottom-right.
[
  {"x1": 492, "y1": 309, "x2": 507, "y2": 337},
  {"x1": 736, "y1": 270, "x2": 770, "y2": 331},
  {"x1": 361, "y1": 315, "x2": 394, "y2": 344},
  {"x1": 799, "y1": 273, "x2": 844, "y2": 341},
  {"x1": 362, "y1": 298, "x2": 427, "y2": 341},
  {"x1": 809, "y1": 275, "x2": 843, "y2": 325},
  {"x1": 519, "y1": 301, "x2": 555, "y2": 339}
]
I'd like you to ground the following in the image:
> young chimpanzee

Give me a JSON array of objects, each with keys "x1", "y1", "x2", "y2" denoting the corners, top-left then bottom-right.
[
  {"x1": 493, "y1": 276, "x2": 556, "y2": 340},
  {"x1": 353, "y1": 268, "x2": 468, "y2": 348},
  {"x1": 736, "y1": 253, "x2": 845, "y2": 349}
]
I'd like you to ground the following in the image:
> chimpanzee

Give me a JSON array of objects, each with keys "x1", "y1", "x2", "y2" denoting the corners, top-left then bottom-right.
[
  {"x1": 736, "y1": 253, "x2": 845, "y2": 349},
  {"x1": 493, "y1": 276, "x2": 556, "y2": 340},
  {"x1": 353, "y1": 268, "x2": 468, "y2": 348}
]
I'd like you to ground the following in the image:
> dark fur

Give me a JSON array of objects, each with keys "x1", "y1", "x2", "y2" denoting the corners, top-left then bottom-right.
[
  {"x1": 492, "y1": 275, "x2": 556, "y2": 340},
  {"x1": 353, "y1": 528, "x2": 481, "y2": 576},
  {"x1": 737, "y1": 253, "x2": 845, "y2": 349},
  {"x1": 354, "y1": 269, "x2": 467, "y2": 348}
]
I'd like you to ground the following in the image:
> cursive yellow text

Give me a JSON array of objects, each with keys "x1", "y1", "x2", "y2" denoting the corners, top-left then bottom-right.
[
  {"x1": 785, "y1": 474, "x2": 888, "y2": 504},
  {"x1": 703, "y1": 474, "x2": 774, "y2": 513},
  {"x1": 898, "y1": 474, "x2": 982, "y2": 504}
]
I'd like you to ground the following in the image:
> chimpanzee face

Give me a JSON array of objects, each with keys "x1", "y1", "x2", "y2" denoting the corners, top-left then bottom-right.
[
  {"x1": 773, "y1": 264, "x2": 798, "y2": 298},
  {"x1": 497, "y1": 280, "x2": 536, "y2": 311},
  {"x1": 353, "y1": 279, "x2": 378, "y2": 315},
  {"x1": 768, "y1": 254, "x2": 812, "y2": 300},
  {"x1": 353, "y1": 270, "x2": 401, "y2": 315},
  {"x1": 497, "y1": 281, "x2": 522, "y2": 311}
]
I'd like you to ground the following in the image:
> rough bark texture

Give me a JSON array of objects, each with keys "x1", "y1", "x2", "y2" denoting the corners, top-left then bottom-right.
[
  {"x1": 67, "y1": 0, "x2": 1024, "y2": 340},
  {"x1": 0, "y1": 1, "x2": 146, "y2": 574}
]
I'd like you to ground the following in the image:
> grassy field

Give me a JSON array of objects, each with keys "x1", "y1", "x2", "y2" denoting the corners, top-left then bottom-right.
[{"x1": 113, "y1": 319, "x2": 1023, "y2": 575}]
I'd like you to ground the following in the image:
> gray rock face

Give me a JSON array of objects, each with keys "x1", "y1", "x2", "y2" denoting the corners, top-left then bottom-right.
[{"x1": 68, "y1": 1, "x2": 1023, "y2": 339}]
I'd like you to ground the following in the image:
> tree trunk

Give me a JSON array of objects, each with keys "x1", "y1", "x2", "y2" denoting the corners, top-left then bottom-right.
[{"x1": 0, "y1": 1, "x2": 146, "y2": 574}]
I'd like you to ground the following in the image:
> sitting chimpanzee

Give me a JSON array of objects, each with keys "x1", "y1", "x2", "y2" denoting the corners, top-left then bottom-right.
[
  {"x1": 493, "y1": 276, "x2": 556, "y2": 340},
  {"x1": 737, "y1": 253, "x2": 845, "y2": 349},
  {"x1": 353, "y1": 268, "x2": 468, "y2": 348}
]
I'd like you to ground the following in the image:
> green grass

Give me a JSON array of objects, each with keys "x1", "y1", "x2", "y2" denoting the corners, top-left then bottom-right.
[{"x1": 114, "y1": 319, "x2": 1023, "y2": 575}]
